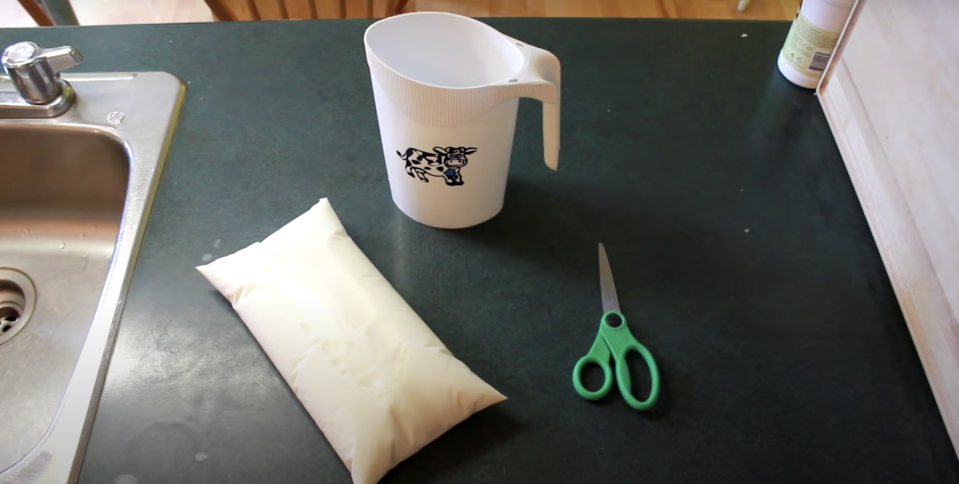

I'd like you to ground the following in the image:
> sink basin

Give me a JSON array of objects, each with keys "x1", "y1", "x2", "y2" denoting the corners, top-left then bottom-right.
[
  {"x1": 0, "y1": 72, "x2": 184, "y2": 483},
  {"x1": 0, "y1": 123, "x2": 128, "y2": 468}
]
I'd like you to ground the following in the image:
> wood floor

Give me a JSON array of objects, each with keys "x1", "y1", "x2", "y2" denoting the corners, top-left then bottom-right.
[{"x1": 0, "y1": 0, "x2": 799, "y2": 27}]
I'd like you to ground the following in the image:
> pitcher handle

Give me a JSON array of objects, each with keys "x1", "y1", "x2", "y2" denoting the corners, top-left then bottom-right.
[{"x1": 508, "y1": 40, "x2": 561, "y2": 170}]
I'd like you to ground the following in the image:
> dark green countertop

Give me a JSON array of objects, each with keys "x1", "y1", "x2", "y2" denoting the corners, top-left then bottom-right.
[{"x1": 2, "y1": 17, "x2": 957, "y2": 484}]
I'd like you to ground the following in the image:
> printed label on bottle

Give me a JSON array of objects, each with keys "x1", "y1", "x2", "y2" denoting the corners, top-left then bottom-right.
[{"x1": 781, "y1": 11, "x2": 841, "y2": 76}]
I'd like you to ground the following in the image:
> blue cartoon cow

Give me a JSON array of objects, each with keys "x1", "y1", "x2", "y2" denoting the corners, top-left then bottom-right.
[{"x1": 397, "y1": 146, "x2": 477, "y2": 186}]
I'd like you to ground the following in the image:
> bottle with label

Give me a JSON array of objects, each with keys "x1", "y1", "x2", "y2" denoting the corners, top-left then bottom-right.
[{"x1": 777, "y1": 0, "x2": 856, "y2": 89}]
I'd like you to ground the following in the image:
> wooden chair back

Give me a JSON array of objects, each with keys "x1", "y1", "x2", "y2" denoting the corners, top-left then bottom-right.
[
  {"x1": 16, "y1": 0, "x2": 55, "y2": 26},
  {"x1": 204, "y1": 0, "x2": 378, "y2": 20}
]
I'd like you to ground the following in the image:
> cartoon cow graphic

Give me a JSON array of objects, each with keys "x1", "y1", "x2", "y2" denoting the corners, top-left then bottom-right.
[{"x1": 396, "y1": 146, "x2": 477, "y2": 186}]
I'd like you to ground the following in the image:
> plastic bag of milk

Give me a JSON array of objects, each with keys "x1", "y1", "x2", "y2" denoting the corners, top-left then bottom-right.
[{"x1": 197, "y1": 198, "x2": 506, "y2": 484}]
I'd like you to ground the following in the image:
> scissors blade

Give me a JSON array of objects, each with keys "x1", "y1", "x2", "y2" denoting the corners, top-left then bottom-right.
[{"x1": 598, "y1": 243, "x2": 620, "y2": 314}]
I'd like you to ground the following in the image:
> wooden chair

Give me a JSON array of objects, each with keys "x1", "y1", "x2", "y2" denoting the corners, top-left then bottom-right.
[
  {"x1": 16, "y1": 0, "x2": 54, "y2": 26},
  {"x1": 18, "y1": 0, "x2": 80, "y2": 26},
  {"x1": 204, "y1": 0, "x2": 380, "y2": 20}
]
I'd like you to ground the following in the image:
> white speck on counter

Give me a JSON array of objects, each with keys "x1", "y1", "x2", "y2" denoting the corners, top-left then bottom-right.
[
  {"x1": 202, "y1": 254, "x2": 213, "y2": 262},
  {"x1": 607, "y1": 109, "x2": 611, "y2": 112},
  {"x1": 744, "y1": 229, "x2": 751, "y2": 233},
  {"x1": 741, "y1": 33, "x2": 748, "y2": 37},
  {"x1": 213, "y1": 239, "x2": 221, "y2": 249},
  {"x1": 169, "y1": 40, "x2": 173, "y2": 43},
  {"x1": 59, "y1": 241, "x2": 66, "y2": 249},
  {"x1": 115, "y1": 475, "x2": 138, "y2": 484},
  {"x1": 195, "y1": 452, "x2": 209, "y2": 462},
  {"x1": 739, "y1": 188, "x2": 744, "y2": 192}
]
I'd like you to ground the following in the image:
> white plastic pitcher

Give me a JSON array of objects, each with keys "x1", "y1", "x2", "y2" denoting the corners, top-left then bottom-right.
[{"x1": 364, "y1": 12, "x2": 561, "y2": 229}]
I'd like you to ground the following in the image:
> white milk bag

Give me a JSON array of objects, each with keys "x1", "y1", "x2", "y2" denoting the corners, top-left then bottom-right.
[{"x1": 196, "y1": 198, "x2": 506, "y2": 484}]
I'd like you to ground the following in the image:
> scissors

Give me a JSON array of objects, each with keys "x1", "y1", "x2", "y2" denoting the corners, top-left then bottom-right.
[{"x1": 572, "y1": 243, "x2": 661, "y2": 410}]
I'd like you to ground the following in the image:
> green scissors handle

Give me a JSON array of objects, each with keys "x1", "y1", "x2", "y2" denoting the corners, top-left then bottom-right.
[{"x1": 572, "y1": 310, "x2": 661, "y2": 411}]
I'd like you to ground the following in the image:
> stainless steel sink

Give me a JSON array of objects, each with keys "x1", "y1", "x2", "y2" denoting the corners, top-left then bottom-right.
[{"x1": 0, "y1": 42, "x2": 185, "y2": 484}]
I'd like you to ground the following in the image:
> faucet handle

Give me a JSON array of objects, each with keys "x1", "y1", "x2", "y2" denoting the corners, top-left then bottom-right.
[
  {"x1": 37, "y1": 45, "x2": 82, "y2": 73},
  {"x1": 2, "y1": 42, "x2": 82, "y2": 105},
  {"x1": 2, "y1": 42, "x2": 82, "y2": 73}
]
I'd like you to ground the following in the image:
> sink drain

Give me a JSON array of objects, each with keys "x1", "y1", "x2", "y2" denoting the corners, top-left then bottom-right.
[
  {"x1": 0, "y1": 269, "x2": 36, "y2": 345},
  {"x1": 1, "y1": 306, "x2": 20, "y2": 331}
]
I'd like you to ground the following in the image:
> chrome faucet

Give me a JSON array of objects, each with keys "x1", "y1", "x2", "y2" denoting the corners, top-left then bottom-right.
[{"x1": 0, "y1": 41, "x2": 82, "y2": 118}]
